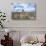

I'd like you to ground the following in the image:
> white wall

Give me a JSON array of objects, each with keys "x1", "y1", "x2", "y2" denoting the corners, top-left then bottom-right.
[{"x1": 0, "y1": 0, "x2": 46, "y2": 31}]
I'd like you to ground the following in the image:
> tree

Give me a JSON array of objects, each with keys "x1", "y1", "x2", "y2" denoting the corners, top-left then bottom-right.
[{"x1": 0, "y1": 11, "x2": 6, "y2": 28}]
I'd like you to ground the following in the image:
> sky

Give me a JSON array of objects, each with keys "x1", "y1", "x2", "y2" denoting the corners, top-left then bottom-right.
[{"x1": 11, "y1": 3, "x2": 36, "y2": 12}]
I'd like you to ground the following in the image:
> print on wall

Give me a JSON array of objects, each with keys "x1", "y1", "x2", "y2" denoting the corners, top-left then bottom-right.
[{"x1": 11, "y1": 3, "x2": 36, "y2": 20}]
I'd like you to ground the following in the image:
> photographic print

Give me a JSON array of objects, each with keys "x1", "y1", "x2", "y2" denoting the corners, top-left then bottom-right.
[{"x1": 11, "y1": 3, "x2": 36, "y2": 20}]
